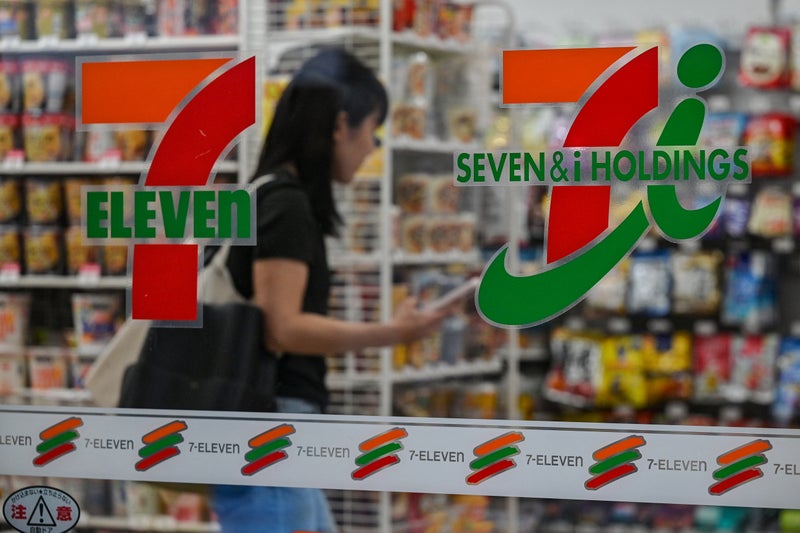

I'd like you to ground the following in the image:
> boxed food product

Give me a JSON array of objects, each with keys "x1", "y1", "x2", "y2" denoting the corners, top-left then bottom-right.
[
  {"x1": 27, "y1": 346, "x2": 68, "y2": 389},
  {"x1": 0, "y1": 293, "x2": 30, "y2": 351},
  {"x1": 23, "y1": 225, "x2": 63, "y2": 274},
  {"x1": 25, "y1": 177, "x2": 63, "y2": 224},
  {"x1": 0, "y1": 352, "x2": 25, "y2": 393},
  {"x1": 71, "y1": 293, "x2": 122, "y2": 354},
  {"x1": 0, "y1": 177, "x2": 21, "y2": 223}
]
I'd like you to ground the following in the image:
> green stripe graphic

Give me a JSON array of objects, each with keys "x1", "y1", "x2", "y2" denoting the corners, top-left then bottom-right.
[
  {"x1": 138, "y1": 433, "x2": 184, "y2": 459},
  {"x1": 470, "y1": 446, "x2": 518, "y2": 471},
  {"x1": 36, "y1": 430, "x2": 79, "y2": 453},
  {"x1": 589, "y1": 449, "x2": 641, "y2": 476},
  {"x1": 355, "y1": 442, "x2": 402, "y2": 467},
  {"x1": 713, "y1": 455, "x2": 767, "y2": 481},
  {"x1": 244, "y1": 438, "x2": 292, "y2": 462}
]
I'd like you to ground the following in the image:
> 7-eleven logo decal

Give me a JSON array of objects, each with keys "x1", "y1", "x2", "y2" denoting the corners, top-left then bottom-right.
[
  {"x1": 473, "y1": 44, "x2": 748, "y2": 327},
  {"x1": 79, "y1": 55, "x2": 255, "y2": 321}
]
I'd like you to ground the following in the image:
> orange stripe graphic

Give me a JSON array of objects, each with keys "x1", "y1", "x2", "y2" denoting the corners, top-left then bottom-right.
[
  {"x1": 39, "y1": 417, "x2": 83, "y2": 440},
  {"x1": 502, "y1": 47, "x2": 634, "y2": 104},
  {"x1": 81, "y1": 57, "x2": 231, "y2": 124},
  {"x1": 142, "y1": 421, "x2": 188, "y2": 444},
  {"x1": 593, "y1": 435, "x2": 646, "y2": 461},
  {"x1": 717, "y1": 440, "x2": 772, "y2": 465},
  {"x1": 249, "y1": 424, "x2": 296, "y2": 448},
  {"x1": 359, "y1": 428, "x2": 408, "y2": 452},
  {"x1": 474, "y1": 432, "x2": 524, "y2": 456}
]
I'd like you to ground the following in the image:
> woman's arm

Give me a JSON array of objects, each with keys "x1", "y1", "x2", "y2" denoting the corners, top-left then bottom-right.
[{"x1": 253, "y1": 258, "x2": 448, "y2": 355}]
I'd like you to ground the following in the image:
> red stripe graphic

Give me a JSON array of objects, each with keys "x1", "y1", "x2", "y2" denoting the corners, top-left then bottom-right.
[
  {"x1": 352, "y1": 455, "x2": 400, "y2": 480},
  {"x1": 466, "y1": 458, "x2": 516, "y2": 485},
  {"x1": 241, "y1": 450, "x2": 288, "y2": 476},
  {"x1": 135, "y1": 446, "x2": 181, "y2": 471},
  {"x1": 585, "y1": 463, "x2": 637, "y2": 490},
  {"x1": 709, "y1": 468, "x2": 763, "y2": 496},
  {"x1": 32, "y1": 442, "x2": 76, "y2": 466}
]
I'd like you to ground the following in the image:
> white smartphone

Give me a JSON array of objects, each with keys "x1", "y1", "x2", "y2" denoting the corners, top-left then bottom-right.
[{"x1": 422, "y1": 277, "x2": 480, "y2": 311}]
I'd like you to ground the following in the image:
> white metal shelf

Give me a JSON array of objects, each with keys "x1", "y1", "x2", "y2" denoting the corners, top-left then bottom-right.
[
  {"x1": 0, "y1": 161, "x2": 238, "y2": 176},
  {"x1": 0, "y1": 35, "x2": 240, "y2": 54},
  {"x1": 0, "y1": 275, "x2": 128, "y2": 290},
  {"x1": 1, "y1": 388, "x2": 94, "y2": 403},
  {"x1": 78, "y1": 515, "x2": 220, "y2": 532},
  {"x1": 327, "y1": 358, "x2": 503, "y2": 387},
  {"x1": 391, "y1": 137, "x2": 481, "y2": 153}
]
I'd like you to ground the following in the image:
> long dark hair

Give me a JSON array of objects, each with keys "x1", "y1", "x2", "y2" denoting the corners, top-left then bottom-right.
[{"x1": 253, "y1": 47, "x2": 388, "y2": 236}]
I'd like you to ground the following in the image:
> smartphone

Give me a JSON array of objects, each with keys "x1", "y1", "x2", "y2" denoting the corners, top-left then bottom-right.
[{"x1": 422, "y1": 277, "x2": 480, "y2": 311}]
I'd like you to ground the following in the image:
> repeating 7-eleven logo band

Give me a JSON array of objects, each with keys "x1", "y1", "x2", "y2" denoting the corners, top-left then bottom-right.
[
  {"x1": 80, "y1": 55, "x2": 255, "y2": 321},
  {"x1": 476, "y1": 43, "x2": 747, "y2": 328}
]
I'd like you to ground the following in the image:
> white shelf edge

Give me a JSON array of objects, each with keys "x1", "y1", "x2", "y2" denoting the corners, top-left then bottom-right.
[
  {"x1": 0, "y1": 35, "x2": 240, "y2": 53},
  {"x1": 0, "y1": 275, "x2": 129, "y2": 290},
  {"x1": 79, "y1": 514, "x2": 220, "y2": 532},
  {"x1": 2, "y1": 388, "x2": 94, "y2": 402},
  {"x1": 391, "y1": 137, "x2": 481, "y2": 153},
  {"x1": 0, "y1": 161, "x2": 238, "y2": 176},
  {"x1": 326, "y1": 359, "x2": 503, "y2": 387},
  {"x1": 392, "y1": 250, "x2": 481, "y2": 266}
]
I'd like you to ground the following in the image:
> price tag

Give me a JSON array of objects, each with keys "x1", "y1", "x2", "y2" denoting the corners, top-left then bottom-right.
[
  {"x1": 0, "y1": 262, "x2": 21, "y2": 283},
  {"x1": 3, "y1": 150, "x2": 24, "y2": 169},
  {"x1": 77, "y1": 263, "x2": 102, "y2": 285},
  {"x1": 98, "y1": 149, "x2": 122, "y2": 168}
]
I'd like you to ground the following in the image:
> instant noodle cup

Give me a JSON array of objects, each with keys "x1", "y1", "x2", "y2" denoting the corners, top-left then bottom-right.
[
  {"x1": 0, "y1": 293, "x2": 30, "y2": 350},
  {"x1": 71, "y1": 293, "x2": 121, "y2": 354},
  {"x1": 0, "y1": 59, "x2": 20, "y2": 112},
  {"x1": 0, "y1": 352, "x2": 25, "y2": 394},
  {"x1": 64, "y1": 177, "x2": 98, "y2": 225},
  {"x1": 25, "y1": 177, "x2": 63, "y2": 224},
  {"x1": 0, "y1": 177, "x2": 21, "y2": 223},
  {"x1": 113, "y1": 129, "x2": 149, "y2": 161},
  {"x1": 0, "y1": 112, "x2": 21, "y2": 159},
  {"x1": 101, "y1": 244, "x2": 128, "y2": 276},
  {"x1": 401, "y1": 215, "x2": 428, "y2": 254},
  {"x1": 80, "y1": 127, "x2": 116, "y2": 162},
  {"x1": 65, "y1": 225, "x2": 99, "y2": 275},
  {"x1": 22, "y1": 113, "x2": 68, "y2": 162},
  {"x1": 396, "y1": 173, "x2": 428, "y2": 213},
  {"x1": 23, "y1": 225, "x2": 63, "y2": 274},
  {"x1": 22, "y1": 58, "x2": 68, "y2": 113},
  {"x1": 26, "y1": 346, "x2": 68, "y2": 389}
]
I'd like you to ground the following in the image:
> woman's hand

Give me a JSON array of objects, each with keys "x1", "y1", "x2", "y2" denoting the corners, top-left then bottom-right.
[{"x1": 390, "y1": 297, "x2": 455, "y2": 343}]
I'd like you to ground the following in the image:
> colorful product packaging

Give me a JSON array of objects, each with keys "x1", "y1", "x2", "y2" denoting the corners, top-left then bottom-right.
[
  {"x1": 0, "y1": 292, "x2": 30, "y2": 351},
  {"x1": 71, "y1": 293, "x2": 121, "y2": 355},
  {"x1": 744, "y1": 113, "x2": 795, "y2": 177},
  {"x1": 740, "y1": 26, "x2": 792, "y2": 89}
]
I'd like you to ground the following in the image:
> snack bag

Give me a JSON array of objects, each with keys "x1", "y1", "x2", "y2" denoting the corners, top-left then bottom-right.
[
  {"x1": 671, "y1": 250, "x2": 722, "y2": 315},
  {"x1": 723, "y1": 194, "x2": 751, "y2": 238},
  {"x1": 644, "y1": 332, "x2": 693, "y2": 403},
  {"x1": 727, "y1": 334, "x2": 779, "y2": 403},
  {"x1": 773, "y1": 337, "x2": 800, "y2": 425},
  {"x1": 744, "y1": 113, "x2": 795, "y2": 177},
  {"x1": 545, "y1": 328, "x2": 601, "y2": 406},
  {"x1": 740, "y1": 27, "x2": 792, "y2": 89},
  {"x1": 693, "y1": 332, "x2": 732, "y2": 401},
  {"x1": 748, "y1": 186, "x2": 793, "y2": 238},
  {"x1": 596, "y1": 334, "x2": 647, "y2": 408},
  {"x1": 627, "y1": 250, "x2": 671, "y2": 316},
  {"x1": 585, "y1": 259, "x2": 629, "y2": 315},
  {"x1": 722, "y1": 250, "x2": 778, "y2": 329}
]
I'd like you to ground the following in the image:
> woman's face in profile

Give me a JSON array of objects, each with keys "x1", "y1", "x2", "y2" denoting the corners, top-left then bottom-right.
[{"x1": 332, "y1": 110, "x2": 380, "y2": 184}]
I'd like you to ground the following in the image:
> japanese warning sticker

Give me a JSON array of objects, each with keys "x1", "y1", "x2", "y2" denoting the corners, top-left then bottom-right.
[{"x1": 3, "y1": 486, "x2": 80, "y2": 533}]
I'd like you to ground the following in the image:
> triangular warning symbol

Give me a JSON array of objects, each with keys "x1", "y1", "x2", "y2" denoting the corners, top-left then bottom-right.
[{"x1": 26, "y1": 496, "x2": 56, "y2": 527}]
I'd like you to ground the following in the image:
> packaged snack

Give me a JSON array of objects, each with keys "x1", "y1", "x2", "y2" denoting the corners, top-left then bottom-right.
[
  {"x1": 0, "y1": 112, "x2": 21, "y2": 159},
  {"x1": 63, "y1": 177, "x2": 97, "y2": 225},
  {"x1": 391, "y1": 103, "x2": 427, "y2": 139},
  {"x1": 726, "y1": 334, "x2": 778, "y2": 403},
  {"x1": 626, "y1": 250, "x2": 671, "y2": 317},
  {"x1": 400, "y1": 215, "x2": 427, "y2": 254},
  {"x1": 456, "y1": 213, "x2": 475, "y2": 253},
  {"x1": 721, "y1": 250, "x2": 778, "y2": 329},
  {"x1": 723, "y1": 194, "x2": 751, "y2": 238},
  {"x1": 0, "y1": 3, "x2": 27, "y2": 39},
  {"x1": 597, "y1": 334, "x2": 648, "y2": 408},
  {"x1": 0, "y1": 177, "x2": 21, "y2": 223},
  {"x1": 748, "y1": 186, "x2": 793, "y2": 238},
  {"x1": 25, "y1": 177, "x2": 62, "y2": 224},
  {"x1": 447, "y1": 106, "x2": 476, "y2": 143},
  {"x1": 428, "y1": 176, "x2": 459, "y2": 213},
  {"x1": 101, "y1": 244, "x2": 128, "y2": 276},
  {"x1": 396, "y1": 173, "x2": 428, "y2": 213},
  {"x1": 0, "y1": 59, "x2": 20, "y2": 112},
  {"x1": 22, "y1": 113, "x2": 69, "y2": 162},
  {"x1": 80, "y1": 126, "x2": 117, "y2": 162},
  {"x1": 412, "y1": 0, "x2": 436, "y2": 38},
  {"x1": 23, "y1": 225, "x2": 63, "y2": 274},
  {"x1": 65, "y1": 225, "x2": 99, "y2": 275},
  {"x1": 75, "y1": 0, "x2": 112, "y2": 37},
  {"x1": 0, "y1": 352, "x2": 25, "y2": 393},
  {"x1": 452, "y1": 3, "x2": 473, "y2": 43},
  {"x1": 773, "y1": 337, "x2": 800, "y2": 425},
  {"x1": 0, "y1": 225, "x2": 21, "y2": 267},
  {"x1": 744, "y1": 113, "x2": 795, "y2": 177},
  {"x1": 114, "y1": 129, "x2": 149, "y2": 161},
  {"x1": 392, "y1": 0, "x2": 415, "y2": 32},
  {"x1": 27, "y1": 346, "x2": 68, "y2": 389},
  {"x1": 644, "y1": 332, "x2": 693, "y2": 404},
  {"x1": 585, "y1": 259, "x2": 629, "y2": 315},
  {"x1": 69, "y1": 350, "x2": 96, "y2": 389},
  {"x1": 545, "y1": 328, "x2": 601, "y2": 406},
  {"x1": 71, "y1": 293, "x2": 122, "y2": 355},
  {"x1": 693, "y1": 332, "x2": 732, "y2": 401},
  {"x1": 671, "y1": 250, "x2": 723, "y2": 315},
  {"x1": 22, "y1": 58, "x2": 68, "y2": 113},
  {"x1": 427, "y1": 216, "x2": 458, "y2": 254},
  {"x1": 740, "y1": 27, "x2": 792, "y2": 89},
  {"x1": 35, "y1": 0, "x2": 70, "y2": 40},
  {"x1": 0, "y1": 293, "x2": 30, "y2": 351}
]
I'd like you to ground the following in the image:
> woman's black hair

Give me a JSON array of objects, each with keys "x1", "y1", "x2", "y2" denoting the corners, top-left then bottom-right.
[{"x1": 252, "y1": 47, "x2": 388, "y2": 236}]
